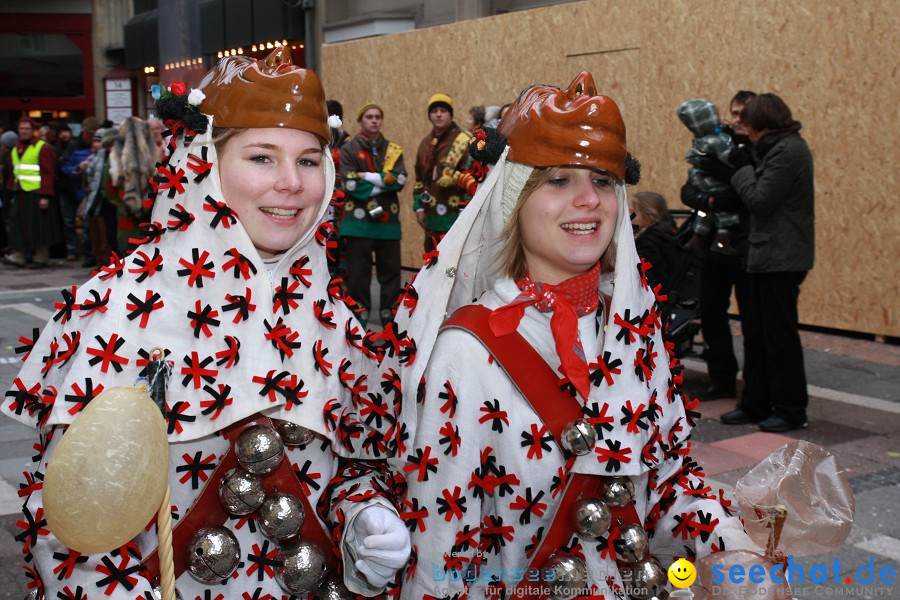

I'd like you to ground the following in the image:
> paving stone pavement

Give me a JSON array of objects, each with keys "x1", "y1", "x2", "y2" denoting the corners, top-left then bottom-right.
[{"x1": 0, "y1": 260, "x2": 896, "y2": 599}]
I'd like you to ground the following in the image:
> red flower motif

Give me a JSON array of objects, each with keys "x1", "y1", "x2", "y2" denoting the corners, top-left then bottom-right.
[{"x1": 170, "y1": 81, "x2": 187, "y2": 95}]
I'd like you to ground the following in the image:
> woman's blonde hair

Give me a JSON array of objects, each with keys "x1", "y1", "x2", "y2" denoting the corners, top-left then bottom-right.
[{"x1": 498, "y1": 166, "x2": 618, "y2": 280}]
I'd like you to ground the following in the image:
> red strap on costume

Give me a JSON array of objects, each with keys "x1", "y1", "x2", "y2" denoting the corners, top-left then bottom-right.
[
  {"x1": 441, "y1": 304, "x2": 641, "y2": 600},
  {"x1": 140, "y1": 416, "x2": 339, "y2": 585}
]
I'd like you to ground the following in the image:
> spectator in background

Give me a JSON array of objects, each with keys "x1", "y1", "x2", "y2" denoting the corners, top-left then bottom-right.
[
  {"x1": 484, "y1": 104, "x2": 501, "y2": 128},
  {"x1": 3, "y1": 117, "x2": 61, "y2": 268},
  {"x1": 61, "y1": 116, "x2": 101, "y2": 266},
  {"x1": 0, "y1": 129, "x2": 20, "y2": 254},
  {"x1": 712, "y1": 93, "x2": 815, "y2": 433},
  {"x1": 339, "y1": 103, "x2": 407, "y2": 327},
  {"x1": 50, "y1": 123, "x2": 72, "y2": 157},
  {"x1": 682, "y1": 90, "x2": 755, "y2": 401},
  {"x1": 727, "y1": 90, "x2": 757, "y2": 146},
  {"x1": 38, "y1": 124, "x2": 53, "y2": 142},
  {"x1": 83, "y1": 128, "x2": 122, "y2": 266},
  {"x1": 49, "y1": 123, "x2": 75, "y2": 260},
  {"x1": 630, "y1": 191, "x2": 681, "y2": 298},
  {"x1": 464, "y1": 105, "x2": 486, "y2": 133},
  {"x1": 677, "y1": 98, "x2": 740, "y2": 255},
  {"x1": 325, "y1": 99, "x2": 350, "y2": 277},
  {"x1": 148, "y1": 117, "x2": 167, "y2": 152},
  {"x1": 326, "y1": 99, "x2": 351, "y2": 150},
  {"x1": 413, "y1": 93, "x2": 473, "y2": 252}
]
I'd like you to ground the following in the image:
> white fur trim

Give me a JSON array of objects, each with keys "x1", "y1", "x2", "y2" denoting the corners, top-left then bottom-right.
[{"x1": 500, "y1": 161, "x2": 534, "y2": 225}]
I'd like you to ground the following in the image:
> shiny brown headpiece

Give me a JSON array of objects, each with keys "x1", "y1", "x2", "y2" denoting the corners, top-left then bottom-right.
[
  {"x1": 198, "y1": 47, "x2": 330, "y2": 143},
  {"x1": 497, "y1": 71, "x2": 627, "y2": 180}
]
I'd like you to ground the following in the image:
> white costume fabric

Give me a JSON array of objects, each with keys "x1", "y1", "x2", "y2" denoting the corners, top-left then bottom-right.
[
  {"x1": 4, "y1": 116, "x2": 402, "y2": 598},
  {"x1": 390, "y1": 148, "x2": 753, "y2": 598}
]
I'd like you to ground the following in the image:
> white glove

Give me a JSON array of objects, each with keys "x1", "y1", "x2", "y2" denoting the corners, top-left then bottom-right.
[
  {"x1": 360, "y1": 171, "x2": 385, "y2": 189},
  {"x1": 351, "y1": 505, "x2": 411, "y2": 588}
]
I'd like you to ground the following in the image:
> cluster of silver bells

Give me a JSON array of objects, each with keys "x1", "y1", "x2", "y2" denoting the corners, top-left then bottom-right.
[
  {"x1": 556, "y1": 419, "x2": 667, "y2": 600},
  {"x1": 184, "y1": 421, "x2": 348, "y2": 598}
]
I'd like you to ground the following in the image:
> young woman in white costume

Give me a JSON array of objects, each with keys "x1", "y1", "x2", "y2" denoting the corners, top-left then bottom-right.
[
  {"x1": 390, "y1": 73, "x2": 753, "y2": 600},
  {"x1": 5, "y1": 48, "x2": 408, "y2": 599}
]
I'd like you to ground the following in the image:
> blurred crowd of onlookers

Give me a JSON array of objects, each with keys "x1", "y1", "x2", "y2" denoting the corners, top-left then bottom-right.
[{"x1": 0, "y1": 115, "x2": 165, "y2": 269}]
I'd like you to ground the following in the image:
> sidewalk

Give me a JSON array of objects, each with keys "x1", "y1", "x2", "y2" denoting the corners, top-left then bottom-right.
[{"x1": 0, "y1": 259, "x2": 897, "y2": 598}]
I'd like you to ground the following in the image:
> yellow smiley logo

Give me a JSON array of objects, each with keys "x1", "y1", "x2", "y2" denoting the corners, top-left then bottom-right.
[{"x1": 667, "y1": 558, "x2": 697, "y2": 588}]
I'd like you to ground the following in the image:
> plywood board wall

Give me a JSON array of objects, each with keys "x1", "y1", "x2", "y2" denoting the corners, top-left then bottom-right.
[{"x1": 321, "y1": 0, "x2": 899, "y2": 337}]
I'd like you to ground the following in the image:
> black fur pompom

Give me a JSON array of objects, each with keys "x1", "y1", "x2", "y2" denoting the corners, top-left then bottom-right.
[
  {"x1": 625, "y1": 152, "x2": 641, "y2": 185},
  {"x1": 468, "y1": 127, "x2": 507, "y2": 165},
  {"x1": 155, "y1": 95, "x2": 209, "y2": 135}
]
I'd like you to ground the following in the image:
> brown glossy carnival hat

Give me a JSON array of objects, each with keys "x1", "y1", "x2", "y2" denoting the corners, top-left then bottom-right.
[
  {"x1": 198, "y1": 47, "x2": 330, "y2": 143},
  {"x1": 497, "y1": 71, "x2": 627, "y2": 180}
]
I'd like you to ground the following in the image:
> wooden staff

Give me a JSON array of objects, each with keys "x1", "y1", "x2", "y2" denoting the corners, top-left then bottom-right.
[
  {"x1": 147, "y1": 348, "x2": 176, "y2": 599},
  {"x1": 157, "y1": 485, "x2": 176, "y2": 600}
]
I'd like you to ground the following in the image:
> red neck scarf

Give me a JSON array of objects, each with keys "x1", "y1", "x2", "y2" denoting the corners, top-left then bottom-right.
[{"x1": 489, "y1": 262, "x2": 602, "y2": 401}]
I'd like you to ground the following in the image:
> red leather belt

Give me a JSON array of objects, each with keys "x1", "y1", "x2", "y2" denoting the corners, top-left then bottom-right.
[
  {"x1": 442, "y1": 305, "x2": 643, "y2": 600},
  {"x1": 141, "y1": 416, "x2": 339, "y2": 585}
]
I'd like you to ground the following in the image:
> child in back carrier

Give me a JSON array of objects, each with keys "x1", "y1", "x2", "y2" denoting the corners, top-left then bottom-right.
[{"x1": 677, "y1": 98, "x2": 739, "y2": 256}]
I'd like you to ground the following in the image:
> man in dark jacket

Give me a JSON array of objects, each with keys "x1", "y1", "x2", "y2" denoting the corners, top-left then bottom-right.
[{"x1": 711, "y1": 93, "x2": 815, "y2": 433}]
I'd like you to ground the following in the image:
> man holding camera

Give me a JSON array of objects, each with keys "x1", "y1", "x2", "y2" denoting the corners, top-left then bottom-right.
[{"x1": 339, "y1": 102, "x2": 407, "y2": 327}]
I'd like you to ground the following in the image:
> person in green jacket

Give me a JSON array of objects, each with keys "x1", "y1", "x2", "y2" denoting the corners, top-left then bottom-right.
[{"x1": 339, "y1": 102, "x2": 407, "y2": 326}]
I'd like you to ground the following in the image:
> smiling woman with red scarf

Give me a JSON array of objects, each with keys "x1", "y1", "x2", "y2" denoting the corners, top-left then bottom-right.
[{"x1": 390, "y1": 73, "x2": 754, "y2": 600}]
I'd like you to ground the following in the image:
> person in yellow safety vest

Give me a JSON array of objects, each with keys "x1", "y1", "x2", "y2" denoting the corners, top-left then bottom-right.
[{"x1": 3, "y1": 117, "x2": 61, "y2": 268}]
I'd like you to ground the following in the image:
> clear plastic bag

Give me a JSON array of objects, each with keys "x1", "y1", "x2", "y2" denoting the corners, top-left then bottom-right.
[
  {"x1": 735, "y1": 440, "x2": 854, "y2": 556},
  {"x1": 694, "y1": 441, "x2": 855, "y2": 597}
]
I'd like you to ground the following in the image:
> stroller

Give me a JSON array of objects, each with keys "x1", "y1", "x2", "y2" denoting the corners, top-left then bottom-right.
[{"x1": 663, "y1": 209, "x2": 704, "y2": 358}]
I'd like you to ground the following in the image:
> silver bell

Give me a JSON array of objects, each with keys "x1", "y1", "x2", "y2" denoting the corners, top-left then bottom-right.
[
  {"x1": 614, "y1": 523, "x2": 649, "y2": 563},
  {"x1": 186, "y1": 525, "x2": 241, "y2": 583},
  {"x1": 572, "y1": 497, "x2": 611, "y2": 538},
  {"x1": 235, "y1": 425, "x2": 284, "y2": 474},
  {"x1": 544, "y1": 554, "x2": 587, "y2": 598},
  {"x1": 258, "y1": 492, "x2": 305, "y2": 540},
  {"x1": 23, "y1": 591, "x2": 42, "y2": 600},
  {"x1": 560, "y1": 419, "x2": 596, "y2": 456},
  {"x1": 218, "y1": 467, "x2": 266, "y2": 515},
  {"x1": 319, "y1": 578, "x2": 354, "y2": 600},
  {"x1": 622, "y1": 557, "x2": 667, "y2": 600},
  {"x1": 276, "y1": 539, "x2": 329, "y2": 594},
  {"x1": 150, "y1": 585, "x2": 183, "y2": 600},
  {"x1": 274, "y1": 419, "x2": 317, "y2": 446},
  {"x1": 602, "y1": 476, "x2": 635, "y2": 507}
]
